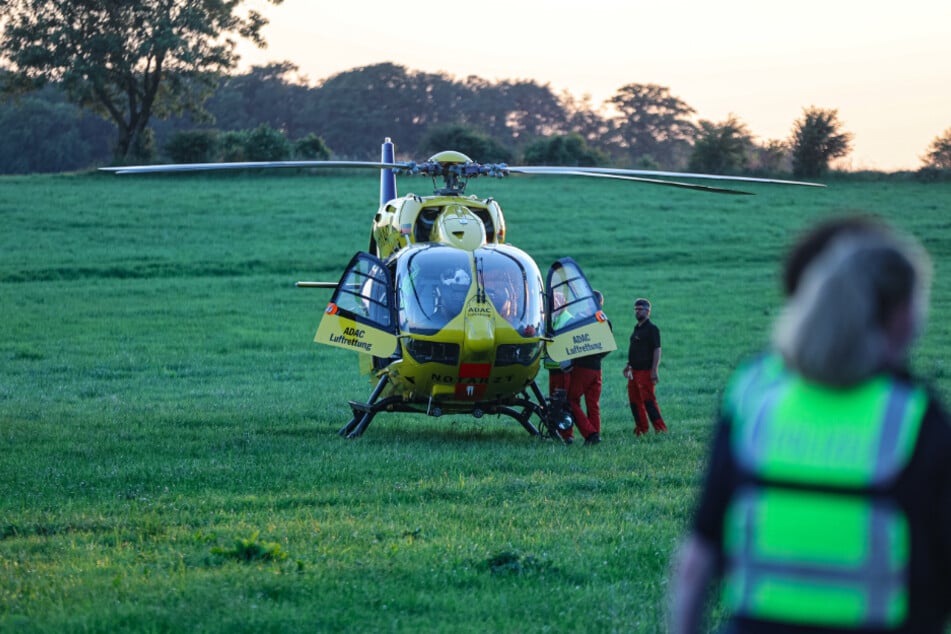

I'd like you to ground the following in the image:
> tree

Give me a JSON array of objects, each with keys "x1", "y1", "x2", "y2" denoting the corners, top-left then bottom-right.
[
  {"x1": 606, "y1": 83, "x2": 697, "y2": 169},
  {"x1": 559, "y1": 91, "x2": 615, "y2": 160},
  {"x1": 205, "y1": 62, "x2": 312, "y2": 138},
  {"x1": 309, "y1": 63, "x2": 454, "y2": 158},
  {"x1": 522, "y1": 133, "x2": 605, "y2": 166},
  {"x1": 921, "y1": 127, "x2": 951, "y2": 169},
  {"x1": 0, "y1": 82, "x2": 113, "y2": 173},
  {"x1": 688, "y1": 115, "x2": 753, "y2": 174},
  {"x1": 463, "y1": 79, "x2": 568, "y2": 148},
  {"x1": 790, "y1": 106, "x2": 853, "y2": 178},
  {"x1": 0, "y1": 0, "x2": 283, "y2": 162}
]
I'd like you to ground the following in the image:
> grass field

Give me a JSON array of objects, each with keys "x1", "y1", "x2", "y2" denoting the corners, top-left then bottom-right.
[{"x1": 2, "y1": 172, "x2": 950, "y2": 632}]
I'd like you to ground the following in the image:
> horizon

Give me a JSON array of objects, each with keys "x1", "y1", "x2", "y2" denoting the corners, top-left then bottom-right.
[{"x1": 234, "y1": 0, "x2": 951, "y2": 172}]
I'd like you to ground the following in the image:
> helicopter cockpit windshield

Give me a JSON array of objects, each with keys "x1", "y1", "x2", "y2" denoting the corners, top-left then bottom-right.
[
  {"x1": 399, "y1": 246, "x2": 472, "y2": 334},
  {"x1": 478, "y1": 246, "x2": 544, "y2": 336},
  {"x1": 397, "y1": 244, "x2": 544, "y2": 337}
]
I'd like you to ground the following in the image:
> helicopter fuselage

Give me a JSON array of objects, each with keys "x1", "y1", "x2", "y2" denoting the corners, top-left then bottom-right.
[{"x1": 313, "y1": 188, "x2": 615, "y2": 432}]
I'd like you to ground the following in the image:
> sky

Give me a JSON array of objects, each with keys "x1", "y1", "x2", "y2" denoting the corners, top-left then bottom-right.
[{"x1": 235, "y1": 0, "x2": 951, "y2": 172}]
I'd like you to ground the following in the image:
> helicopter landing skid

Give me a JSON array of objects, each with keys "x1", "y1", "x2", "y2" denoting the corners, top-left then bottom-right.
[
  {"x1": 338, "y1": 374, "x2": 392, "y2": 438},
  {"x1": 337, "y1": 376, "x2": 568, "y2": 443}
]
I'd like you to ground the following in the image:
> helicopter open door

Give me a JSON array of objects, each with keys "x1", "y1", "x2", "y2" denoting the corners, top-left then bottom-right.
[
  {"x1": 545, "y1": 257, "x2": 617, "y2": 363},
  {"x1": 315, "y1": 253, "x2": 398, "y2": 359}
]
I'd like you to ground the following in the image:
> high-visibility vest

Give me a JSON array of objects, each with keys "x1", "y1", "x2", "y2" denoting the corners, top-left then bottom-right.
[
  {"x1": 544, "y1": 311, "x2": 573, "y2": 370},
  {"x1": 721, "y1": 354, "x2": 928, "y2": 629}
]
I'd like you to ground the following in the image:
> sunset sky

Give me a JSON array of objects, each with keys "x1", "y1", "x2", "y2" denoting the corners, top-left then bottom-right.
[{"x1": 236, "y1": 0, "x2": 951, "y2": 171}]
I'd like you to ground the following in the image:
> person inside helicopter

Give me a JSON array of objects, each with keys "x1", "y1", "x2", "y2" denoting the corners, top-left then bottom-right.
[
  {"x1": 398, "y1": 247, "x2": 472, "y2": 334},
  {"x1": 484, "y1": 268, "x2": 518, "y2": 322},
  {"x1": 437, "y1": 267, "x2": 472, "y2": 318},
  {"x1": 479, "y1": 246, "x2": 544, "y2": 337}
]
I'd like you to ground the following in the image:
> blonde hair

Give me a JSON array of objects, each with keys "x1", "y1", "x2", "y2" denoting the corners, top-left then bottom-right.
[{"x1": 772, "y1": 228, "x2": 931, "y2": 386}]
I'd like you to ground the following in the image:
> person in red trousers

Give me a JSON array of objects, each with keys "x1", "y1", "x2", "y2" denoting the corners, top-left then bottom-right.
[
  {"x1": 624, "y1": 297, "x2": 666, "y2": 436},
  {"x1": 545, "y1": 290, "x2": 574, "y2": 442},
  {"x1": 567, "y1": 290, "x2": 612, "y2": 445}
]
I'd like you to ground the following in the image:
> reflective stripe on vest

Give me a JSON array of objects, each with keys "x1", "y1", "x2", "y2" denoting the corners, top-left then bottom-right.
[{"x1": 722, "y1": 357, "x2": 927, "y2": 628}]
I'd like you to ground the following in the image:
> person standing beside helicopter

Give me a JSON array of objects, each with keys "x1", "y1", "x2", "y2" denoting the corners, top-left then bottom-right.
[
  {"x1": 567, "y1": 290, "x2": 611, "y2": 445},
  {"x1": 624, "y1": 297, "x2": 667, "y2": 435},
  {"x1": 546, "y1": 290, "x2": 574, "y2": 442}
]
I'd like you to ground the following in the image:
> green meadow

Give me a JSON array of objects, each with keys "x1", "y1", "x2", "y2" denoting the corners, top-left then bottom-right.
[{"x1": 2, "y1": 172, "x2": 950, "y2": 632}]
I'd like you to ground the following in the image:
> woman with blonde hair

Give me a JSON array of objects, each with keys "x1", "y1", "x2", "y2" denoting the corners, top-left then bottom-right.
[{"x1": 668, "y1": 216, "x2": 951, "y2": 634}]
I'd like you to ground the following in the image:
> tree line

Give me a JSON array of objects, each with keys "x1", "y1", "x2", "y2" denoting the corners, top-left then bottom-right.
[{"x1": 2, "y1": 1, "x2": 949, "y2": 178}]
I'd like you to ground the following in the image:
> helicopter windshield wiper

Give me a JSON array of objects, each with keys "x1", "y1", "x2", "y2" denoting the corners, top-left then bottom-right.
[{"x1": 475, "y1": 256, "x2": 487, "y2": 304}]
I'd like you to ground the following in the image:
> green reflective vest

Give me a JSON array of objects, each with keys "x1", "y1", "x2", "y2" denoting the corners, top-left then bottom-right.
[
  {"x1": 543, "y1": 310, "x2": 573, "y2": 370},
  {"x1": 721, "y1": 354, "x2": 928, "y2": 628}
]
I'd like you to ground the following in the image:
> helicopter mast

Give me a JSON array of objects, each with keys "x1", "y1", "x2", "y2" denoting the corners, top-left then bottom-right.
[{"x1": 380, "y1": 138, "x2": 397, "y2": 204}]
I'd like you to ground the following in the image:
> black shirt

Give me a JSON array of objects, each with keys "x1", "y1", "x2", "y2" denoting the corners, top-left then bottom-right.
[{"x1": 627, "y1": 319, "x2": 660, "y2": 370}]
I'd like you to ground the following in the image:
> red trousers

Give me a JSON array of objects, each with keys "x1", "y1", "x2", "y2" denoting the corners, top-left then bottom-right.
[
  {"x1": 567, "y1": 366, "x2": 601, "y2": 440},
  {"x1": 628, "y1": 370, "x2": 666, "y2": 435}
]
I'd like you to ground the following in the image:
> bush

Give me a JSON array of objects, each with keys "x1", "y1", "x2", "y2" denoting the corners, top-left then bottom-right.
[
  {"x1": 218, "y1": 130, "x2": 250, "y2": 162},
  {"x1": 160, "y1": 126, "x2": 302, "y2": 164},
  {"x1": 164, "y1": 130, "x2": 218, "y2": 163},
  {"x1": 522, "y1": 133, "x2": 605, "y2": 166},
  {"x1": 417, "y1": 125, "x2": 513, "y2": 163},
  {"x1": 245, "y1": 124, "x2": 291, "y2": 161},
  {"x1": 294, "y1": 133, "x2": 331, "y2": 160},
  {"x1": 915, "y1": 166, "x2": 951, "y2": 183}
]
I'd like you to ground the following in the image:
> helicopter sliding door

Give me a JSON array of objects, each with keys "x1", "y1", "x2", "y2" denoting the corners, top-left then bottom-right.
[
  {"x1": 314, "y1": 253, "x2": 398, "y2": 358},
  {"x1": 545, "y1": 257, "x2": 617, "y2": 363}
]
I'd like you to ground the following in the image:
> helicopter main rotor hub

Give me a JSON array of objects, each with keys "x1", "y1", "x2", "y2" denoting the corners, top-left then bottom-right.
[{"x1": 394, "y1": 151, "x2": 510, "y2": 195}]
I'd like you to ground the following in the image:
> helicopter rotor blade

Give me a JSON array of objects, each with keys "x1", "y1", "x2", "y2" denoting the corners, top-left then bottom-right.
[
  {"x1": 99, "y1": 160, "x2": 409, "y2": 175},
  {"x1": 510, "y1": 168, "x2": 756, "y2": 195},
  {"x1": 508, "y1": 166, "x2": 825, "y2": 189}
]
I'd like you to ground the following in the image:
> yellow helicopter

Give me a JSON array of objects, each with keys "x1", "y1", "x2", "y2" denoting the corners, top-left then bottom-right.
[{"x1": 103, "y1": 138, "x2": 822, "y2": 441}]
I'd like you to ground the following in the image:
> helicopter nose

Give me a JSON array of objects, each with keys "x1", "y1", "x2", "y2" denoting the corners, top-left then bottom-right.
[{"x1": 464, "y1": 313, "x2": 496, "y2": 354}]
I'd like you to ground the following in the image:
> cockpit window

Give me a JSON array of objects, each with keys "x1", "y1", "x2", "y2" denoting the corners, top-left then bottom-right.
[
  {"x1": 397, "y1": 244, "x2": 543, "y2": 337},
  {"x1": 398, "y1": 246, "x2": 472, "y2": 334},
  {"x1": 477, "y1": 246, "x2": 544, "y2": 336},
  {"x1": 336, "y1": 257, "x2": 392, "y2": 328},
  {"x1": 548, "y1": 262, "x2": 600, "y2": 333}
]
